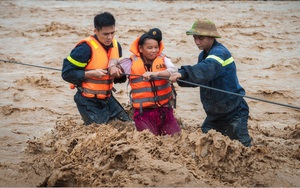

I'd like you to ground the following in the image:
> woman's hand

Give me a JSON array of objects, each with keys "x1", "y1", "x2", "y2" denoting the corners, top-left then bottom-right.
[{"x1": 143, "y1": 71, "x2": 158, "y2": 80}]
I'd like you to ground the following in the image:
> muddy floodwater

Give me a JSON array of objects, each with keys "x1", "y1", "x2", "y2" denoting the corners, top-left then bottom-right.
[{"x1": 0, "y1": 0, "x2": 299, "y2": 187}]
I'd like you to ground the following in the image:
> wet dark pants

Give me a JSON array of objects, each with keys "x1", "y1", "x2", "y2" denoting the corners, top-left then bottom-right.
[
  {"x1": 75, "y1": 93, "x2": 130, "y2": 125},
  {"x1": 201, "y1": 99, "x2": 252, "y2": 147}
]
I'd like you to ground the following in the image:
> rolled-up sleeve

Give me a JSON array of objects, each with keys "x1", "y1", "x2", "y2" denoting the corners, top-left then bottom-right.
[
  {"x1": 164, "y1": 57, "x2": 178, "y2": 74},
  {"x1": 118, "y1": 58, "x2": 133, "y2": 75}
]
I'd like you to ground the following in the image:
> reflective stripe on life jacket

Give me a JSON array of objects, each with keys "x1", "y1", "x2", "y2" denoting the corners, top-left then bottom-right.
[
  {"x1": 129, "y1": 54, "x2": 172, "y2": 109},
  {"x1": 76, "y1": 36, "x2": 119, "y2": 99}
]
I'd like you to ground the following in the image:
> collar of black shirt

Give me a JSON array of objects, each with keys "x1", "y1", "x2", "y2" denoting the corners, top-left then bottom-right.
[{"x1": 93, "y1": 34, "x2": 113, "y2": 52}]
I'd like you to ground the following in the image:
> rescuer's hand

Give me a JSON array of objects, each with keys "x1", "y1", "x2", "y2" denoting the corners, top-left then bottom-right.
[
  {"x1": 108, "y1": 65, "x2": 123, "y2": 78},
  {"x1": 84, "y1": 69, "x2": 107, "y2": 79},
  {"x1": 169, "y1": 72, "x2": 182, "y2": 83}
]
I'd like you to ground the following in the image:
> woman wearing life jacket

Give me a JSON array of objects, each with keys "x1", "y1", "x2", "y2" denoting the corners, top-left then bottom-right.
[{"x1": 112, "y1": 28, "x2": 181, "y2": 136}]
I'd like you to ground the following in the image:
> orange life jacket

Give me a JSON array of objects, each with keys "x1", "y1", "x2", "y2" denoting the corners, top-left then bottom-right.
[
  {"x1": 77, "y1": 36, "x2": 119, "y2": 99},
  {"x1": 129, "y1": 37, "x2": 172, "y2": 109},
  {"x1": 130, "y1": 55, "x2": 173, "y2": 109}
]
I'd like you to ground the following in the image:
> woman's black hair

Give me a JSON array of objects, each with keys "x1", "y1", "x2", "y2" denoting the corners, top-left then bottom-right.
[{"x1": 138, "y1": 28, "x2": 162, "y2": 46}]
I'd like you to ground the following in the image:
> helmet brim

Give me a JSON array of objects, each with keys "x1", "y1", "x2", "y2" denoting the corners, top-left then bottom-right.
[{"x1": 186, "y1": 29, "x2": 221, "y2": 38}]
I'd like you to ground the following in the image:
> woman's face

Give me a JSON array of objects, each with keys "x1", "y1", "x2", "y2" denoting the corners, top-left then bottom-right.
[{"x1": 139, "y1": 38, "x2": 159, "y2": 61}]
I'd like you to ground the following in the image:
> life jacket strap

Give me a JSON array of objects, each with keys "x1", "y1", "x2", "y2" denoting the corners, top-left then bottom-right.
[{"x1": 84, "y1": 78, "x2": 113, "y2": 84}]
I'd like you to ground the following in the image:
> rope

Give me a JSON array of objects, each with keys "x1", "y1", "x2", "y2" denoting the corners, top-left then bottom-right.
[
  {"x1": 1, "y1": 59, "x2": 299, "y2": 110},
  {"x1": 0, "y1": 59, "x2": 61, "y2": 71},
  {"x1": 177, "y1": 79, "x2": 300, "y2": 110}
]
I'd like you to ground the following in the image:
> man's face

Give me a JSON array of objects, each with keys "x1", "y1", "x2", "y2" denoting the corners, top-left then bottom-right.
[
  {"x1": 193, "y1": 35, "x2": 213, "y2": 51},
  {"x1": 94, "y1": 25, "x2": 115, "y2": 46}
]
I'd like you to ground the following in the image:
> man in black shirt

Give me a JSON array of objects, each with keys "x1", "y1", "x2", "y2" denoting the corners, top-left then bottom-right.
[{"x1": 62, "y1": 12, "x2": 130, "y2": 125}]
